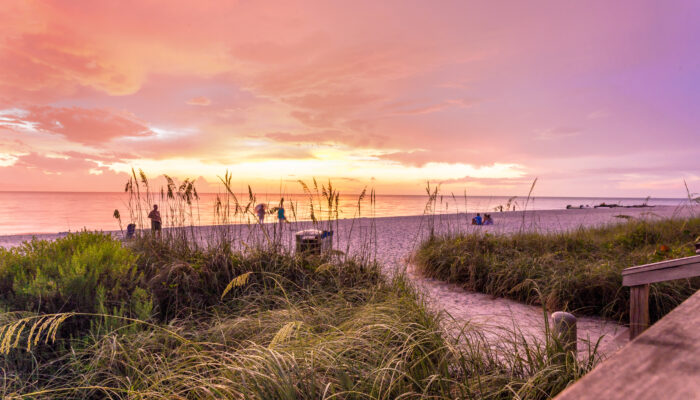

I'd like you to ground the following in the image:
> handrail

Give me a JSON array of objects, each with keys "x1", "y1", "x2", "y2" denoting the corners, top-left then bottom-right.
[
  {"x1": 553, "y1": 290, "x2": 700, "y2": 400},
  {"x1": 621, "y1": 254, "x2": 700, "y2": 339},
  {"x1": 622, "y1": 255, "x2": 700, "y2": 286}
]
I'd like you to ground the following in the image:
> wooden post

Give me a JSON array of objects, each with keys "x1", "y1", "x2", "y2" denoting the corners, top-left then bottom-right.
[
  {"x1": 551, "y1": 311, "x2": 577, "y2": 360},
  {"x1": 629, "y1": 284, "x2": 650, "y2": 340}
]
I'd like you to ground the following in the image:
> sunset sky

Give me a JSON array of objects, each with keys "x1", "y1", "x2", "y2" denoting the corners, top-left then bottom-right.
[{"x1": 0, "y1": 1, "x2": 698, "y2": 196}]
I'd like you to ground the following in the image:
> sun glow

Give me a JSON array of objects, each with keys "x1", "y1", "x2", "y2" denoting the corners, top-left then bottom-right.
[{"x1": 105, "y1": 155, "x2": 525, "y2": 192}]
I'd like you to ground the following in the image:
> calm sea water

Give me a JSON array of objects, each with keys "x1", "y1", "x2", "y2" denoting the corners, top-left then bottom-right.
[{"x1": 0, "y1": 191, "x2": 688, "y2": 235}]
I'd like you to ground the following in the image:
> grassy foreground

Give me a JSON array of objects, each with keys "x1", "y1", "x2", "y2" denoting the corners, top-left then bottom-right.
[
  {"x1": 415, "y1": 217, "x2": 700, "y2": 322},
  {"x1": 0, "y1": 231, "x2": 599, "y2": 399}
]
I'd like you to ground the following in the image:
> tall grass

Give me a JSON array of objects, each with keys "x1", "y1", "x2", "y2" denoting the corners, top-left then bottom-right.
[
  {"x1": 0, "y1": 171, "x2": 604, "y2": 399},
  {"x1": 414, "y1": 217, "x2": 700, "y2": 322},
  {"x1": 117, "y1": 170, "x2": 377, "y2": 262},
  {"x1": 0, "y1": 258, "x2": 598, "y2": 399}
]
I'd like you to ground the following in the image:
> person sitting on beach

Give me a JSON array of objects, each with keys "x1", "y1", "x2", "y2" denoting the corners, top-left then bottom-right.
[
  {"x1": 472, "y1": 213, "x2": 483, "y2": 225},
  {"x1": 147, "y1": 205, "x2": 161, "y2": 236},
  {"x1": 126, "y1": 223, "x2": 136, "y2": 239},
  {"x1": 483, "y1": 214, "x2": 493, "y2": 225},
  {"x1": 277, "y1": 199, "x2": 287, "y2": 225}
]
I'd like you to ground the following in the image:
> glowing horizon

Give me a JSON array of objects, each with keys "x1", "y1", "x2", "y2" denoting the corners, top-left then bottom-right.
[{"x1": 0, "y1": 1, "x2": 698, "y2": 197}]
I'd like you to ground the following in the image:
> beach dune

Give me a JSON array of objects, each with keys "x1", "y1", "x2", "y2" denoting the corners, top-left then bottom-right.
[{"x1": 1, "y1": 205, "x2": 697, "y2": 356}]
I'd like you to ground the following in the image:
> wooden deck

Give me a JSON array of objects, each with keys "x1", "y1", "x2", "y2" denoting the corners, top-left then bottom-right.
[{"x1": 555, "y1": 289, "x2": 700, "y2": 400}]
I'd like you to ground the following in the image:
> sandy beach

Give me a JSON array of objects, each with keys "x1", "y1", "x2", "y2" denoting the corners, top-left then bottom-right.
[{"x1": 2, "y1": 204, "x2": 698, "y2": 356}]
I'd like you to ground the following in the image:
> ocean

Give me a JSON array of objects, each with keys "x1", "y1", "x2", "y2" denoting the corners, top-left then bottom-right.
[{"x1": 0, "y1": 191, "x2": 688, "y2": 236}]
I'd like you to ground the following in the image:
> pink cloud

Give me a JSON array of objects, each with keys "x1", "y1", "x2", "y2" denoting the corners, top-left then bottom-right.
[
  {"x1": 439, "y1": 176, "x2": 533, "y2": 186},
  {"x1": 535, "y1": 127, "x2": 582, "y2": 141},
  {"x1": 186, "y1": 96, "x2": 212, "y2": 106},
  {"x1": 0, "y1": 106, "x2": 153, "y2": 145},
  {"x1": 384, "y1": 98, "x2": 478, "y2": 116},
  {"x1": 0, "y1": 1, "x2": 698, "y2": 196},
  {"x1": 0, "y1": 152, "x2": 129, "y2": 191},
  {"x1": 0, "y1": 29, "x2": 144, "y2": 100},
  {"x1": 15, "y1": 152, "x2": 97, "y2": 172}
]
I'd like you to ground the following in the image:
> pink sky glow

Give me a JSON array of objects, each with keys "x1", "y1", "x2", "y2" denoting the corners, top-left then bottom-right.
[{"x1": 0, "y1": 1, "x2": 698, "y2": 196}]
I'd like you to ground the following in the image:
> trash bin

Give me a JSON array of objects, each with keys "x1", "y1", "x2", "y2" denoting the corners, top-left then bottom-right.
[{"x1": 295, "y1": 229, "x2": 333, "y2": 255}]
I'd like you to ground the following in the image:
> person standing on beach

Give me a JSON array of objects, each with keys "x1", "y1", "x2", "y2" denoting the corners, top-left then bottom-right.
[
  {"x1": 277, "y1": 199, "x2": 287, "y2": 225},
  {"x1": 148, "y1": 205, "x2": 162, "y2": 236},
  {"x1": 255, "y1": 203, "x2": 266, "y2": 224}
]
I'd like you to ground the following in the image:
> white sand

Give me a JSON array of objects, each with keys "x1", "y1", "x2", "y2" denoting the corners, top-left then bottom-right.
[{"x1": 2, "y1": 204, "x2": 698, "y2": 356}]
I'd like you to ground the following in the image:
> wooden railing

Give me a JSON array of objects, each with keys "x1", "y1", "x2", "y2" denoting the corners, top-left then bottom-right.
[
  {"x1": 554, "y1": 289, "x2": 700, "y2": 399},
  {"x1": 622, "y1": 254, "x2": 700, "y2": 339}
]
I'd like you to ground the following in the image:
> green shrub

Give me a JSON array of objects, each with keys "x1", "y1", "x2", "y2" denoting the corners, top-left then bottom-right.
[
  {"x1": 415, "y1": 218, "x2": 700, "y2": 322},
  {"x1": 0, "y1": 231, "x2": 144, "y2": 316}
]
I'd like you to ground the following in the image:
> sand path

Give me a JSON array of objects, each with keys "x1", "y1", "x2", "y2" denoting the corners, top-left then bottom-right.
[
  {"x1": 325, "y1": 205, "x2": 695, "y2": 356},
  {"x1": 2, "y1": 205, "x2": 697, "y2": 356}
]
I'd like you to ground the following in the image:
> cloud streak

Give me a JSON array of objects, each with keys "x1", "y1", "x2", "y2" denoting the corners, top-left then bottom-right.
[{"x1": 0, "y1": 106, "x2": 153, "y2": 145}]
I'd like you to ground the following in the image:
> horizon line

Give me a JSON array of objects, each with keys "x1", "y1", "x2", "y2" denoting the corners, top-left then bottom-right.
[{"x1": 0, "y1": 190, "x2": 689, "y2": 200}]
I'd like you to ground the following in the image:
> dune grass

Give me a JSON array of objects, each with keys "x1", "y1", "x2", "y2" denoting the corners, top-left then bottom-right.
[
  {"x1": 0, "y1": 172, "x2": 608, "y2": 398},
  {"x1": 0, "y1": 231, "x2": 602, "y2": 399},
  {"x1": 414, "y1": 217, "x2": 700, "y2": 322}
]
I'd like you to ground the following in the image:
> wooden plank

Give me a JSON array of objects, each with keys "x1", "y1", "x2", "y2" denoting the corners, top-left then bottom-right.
[
  {"x1": 622, "y1": 255, "x2": 700, "y2": 286},
  {"x1": 554, "y1": 290, "x2": 700, "y2": 400},
  {"x1": 629, "y1": 284, "x2": 649, "y2": 339}
]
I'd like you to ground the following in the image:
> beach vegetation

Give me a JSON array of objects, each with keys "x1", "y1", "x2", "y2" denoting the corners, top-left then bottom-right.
[
  {"x1": 0, "y1": 231, "x2": 599, "y2": 399},
  {"x1": 414, "y1": 217, "x2": 700, "y2": 322},
  {"x1": 0, "y1": 172, "x2": 605, "y2": 399},
  {"x1": 0, "y1": 231, "x2": 143, "y2": 317}
]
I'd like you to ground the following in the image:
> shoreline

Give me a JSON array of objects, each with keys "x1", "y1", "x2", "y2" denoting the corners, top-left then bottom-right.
[
  {"x1": 0, "y1": 193, "x2": 691, "y2": 238},
  {"x1": 2, "y1": 204, "x2": 697, "y2": 249}
]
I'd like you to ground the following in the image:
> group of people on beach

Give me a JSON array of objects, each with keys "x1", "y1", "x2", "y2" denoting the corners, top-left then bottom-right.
[
  {"x1": 254, "y1": 199, "x2": 287, "y2": 225},
  {"x1": 137, "y1": 202, "x2": 493, "y2": 239},
  {"x1": 144, "y1": 201, "x2": 492, "y2": 237},
  {"x1": 142, "y1": 200, "x2": 289, "y2": 237},
  {"x1": 471, "y1": 213, "x2": 494, "y2": 226},
  {"x1": 122, "y1": 207, "x2": 161, "y2": 240}
]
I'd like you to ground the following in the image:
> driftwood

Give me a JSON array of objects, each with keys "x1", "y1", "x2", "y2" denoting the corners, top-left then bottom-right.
[{"x1": 566, "y1": 203, "x2": 655, "y2": 209}]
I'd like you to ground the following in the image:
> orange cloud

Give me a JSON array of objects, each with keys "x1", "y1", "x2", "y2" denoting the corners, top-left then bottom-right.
[
  {"x1": 266, "y1": 130, "x2": 388, "y2": 148},
  {"x1": 377, "y1": 148, "x2": 500, "y2": 168}
]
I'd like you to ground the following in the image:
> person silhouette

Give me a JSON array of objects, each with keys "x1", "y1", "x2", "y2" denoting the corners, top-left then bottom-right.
[
  {"x1": 254, "y1": 203, "x2": 266, "y2": 224},
  {"x1": 148, "y1": 205, "x2": 162, "y2": 236},
  {"x1": 277, "y1": 199, "x2": 287, "y2": 225}
]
